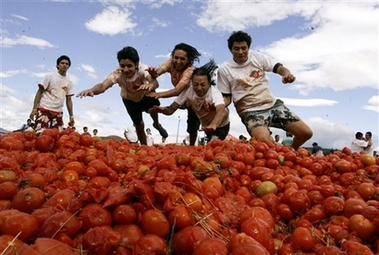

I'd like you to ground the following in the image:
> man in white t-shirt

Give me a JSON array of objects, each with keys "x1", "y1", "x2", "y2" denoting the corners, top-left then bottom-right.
[
  {"x1": 364, "y1": 131, "x2": 374, "y2": 155},
  {"x1": 351, "y1": 132, "x2": 369, "y2": 153},
  {"x1": 217, "y1": 31, "x2": 312, "y2": 150},
  {"x1": 149, "y1": 60, "x2": 230, "y2": 142},
  {"x1": 29, "y1": 55, "x2": 75, "y2": 132},
  {"x1": 146, "y1": 128, "x2": 154, "y2": 145}
]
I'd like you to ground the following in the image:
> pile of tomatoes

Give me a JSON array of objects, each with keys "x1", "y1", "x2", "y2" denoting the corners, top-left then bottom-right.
[{"x1": 0, "y1": 128, "x2": 378, "y2": 255}]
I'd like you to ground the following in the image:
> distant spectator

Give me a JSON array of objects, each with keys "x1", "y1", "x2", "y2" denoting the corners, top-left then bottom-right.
[
  {"x1": 274, "y1": 134, "x2": 281, "y2": 144},
  {"x1": 93, "y1": 129, "x2": 98, "y2": 136},
  {"x1": 83, "y1": 126, "x2": 89, "y2": 133},
  {"x1": 124, "y1": 127, "x2": 138, "y2": 144},
  {"x1": 281, "y1": 132, "x2": 293, "y2": 146},
  {"x1": 351, "y1": 132, "x2": 369, "y2": 153},
  {"x1": 311, "y1": 142, "x2": 324, "y2": 157},
  {"x1": 146, "y1": 128, "x2": 154, "y2": 146},
  {"x1": 239, "y1": 135, "x2": 247, "y2": 141},
  {"x1": 15, "y1": 119, "x2": 34, "y2": 132},
  {"x1": 364, "y1": 131, "x2": 374, "y2": 155}
]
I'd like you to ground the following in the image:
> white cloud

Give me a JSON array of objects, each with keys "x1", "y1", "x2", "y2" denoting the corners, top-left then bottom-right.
[
  {"x1": 11, "y1": 14, "x2": 28, "y2": 21},
  {"x1": 0, "y1": 69, "x2": 26, "y2": 78},
  {"x1": 363, "y1": 95, "x2": 379, "y2": 112},
  {"x1": 0, "y1": 35, "x2": 55, "y2": 49},
  {"x1": 85, "y1": 6, "x2": 137, "y2": 35},
  {"x1": 278, "y1": 97, "x2": 338, "y2": 107},
  {"x1": 80, "y1": 64, "x2": 98, "y2": 79}
]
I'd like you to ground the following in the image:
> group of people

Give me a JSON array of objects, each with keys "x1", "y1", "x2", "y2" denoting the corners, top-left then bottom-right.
[
  {"x1": 27, "y1": 30, "x2": 313, "y2": 149},
  {"x1": 351, "y1": 131, "x2": 374, "y2": 155}
]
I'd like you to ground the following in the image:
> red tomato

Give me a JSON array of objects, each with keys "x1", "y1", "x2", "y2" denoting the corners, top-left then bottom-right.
[
  {"x1": 0, "y1": 211, "x2": 39, "y2": 242},
  {"x1": 79, "y1": 203, "x2": 112, "y2": 232},
  {"x1": 334, "y1": 159, "x2": 352, "y2": 173},
  {"x1": 322, "y1": 196, "x2": 345, "y2": 216},
  {"x1": 12, "y1": 187, "x2": 46, "y2": 213},
  {"x1": 291, "y1": 226, "x2": 315, "y2": 251},
  {"x1": 168, "y1": 204, "x2": 195, "y2": 230},
  {"x1": 42, "y1": 189, "x2": 76, "y2": 210},
  {"x1": 39, "y1": 211, "x2": 82, "y2": 238},
  {"x1": 192, "y1": 238, "x2": 228, "y2": 255},
  {"x1": 341, "y1": 239, "x2": 374, "y2": 255},
  {"x1": 113, "y1": 224, "x2": 143, "y2": 248},
  {"x1": 0, "y1": 181, "x2": 18, "y2": 200},
  {"x1": 133, "y1": 235, "x2": 167, "y2": 254},
  {"x1": 356, "y1": 182, "x2": 377, "y2": 200},
  {"x1": 303, "y1": 206, "x2": 326, "y2": 223},
  {"x1": 64, "y1": 161, "x2": 85, "y2": 175},
  {"x1": 82, "y1": 226, "x2": 121, "y2": 255},
  {"x1": 203, "y1": 176, "x2": 224, "y2": 196},
  {"x1": 0, "y1": 235, "x2": 40, "y2": 255},
  {"x1": 348, "y1": 214, "x2": 376, "y2": 241},
  {"x1": 35, "y1": 135, "x2": 55, "y2": 152},
  {"x1": 343, "y1": 198, "x2": 367, "y2": 218},
  {"x1": 288, "y1": 189, "x2": 311, "y2": 212},
  {"x1": 276, "y1": 203, "x2": 294, "y2": 221},
  {"x1": 172, "y1": 226, "x2": 208, "y2": 255},
  {"x1": 0, "y1": 136, "x2": 24, "y2": 151},
  {"x1": 240, "y1": 217, "x2": 275, "y2": 254},
  {"x1": 140, "y1": 209, "x2": 170, "y2": 238},
  {"x1": 112, "y1": 204, "x2": 136, "y2": 224},
  {"x1": 61, "y1": 170, "x2": 79, "y2": 182}
]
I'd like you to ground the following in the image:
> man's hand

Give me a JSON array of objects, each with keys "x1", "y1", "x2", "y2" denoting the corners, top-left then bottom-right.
[
  {"x1": 282, "y1": 74, "x2": 296, "y2": 84},
  {"x1": 76, "y1": 90, "x2": 95, "y2": 98},
  {"x1": 146, "y1": 67, "x2": 158, "y2": 78},
  {"x1": 201, "y1": 125, "x2": 216, "y2": 132},
  {"x1": 148, "y1": 106, "x2": 166, "y2": 114}
]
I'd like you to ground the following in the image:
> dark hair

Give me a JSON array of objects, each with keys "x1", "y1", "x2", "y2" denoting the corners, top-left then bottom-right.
[
  {"x1": 312, "y1": 142, "x2": 318, "y2": 146},
  {"x1": 355, "y1": 132, "x2": 363, "y2": 139},
  {"x1": 117, "y1": 46, "x2": 140, "y2": 64},
  {"x1": 171, "y1": 43, "x2": 201, "y2": 67},
  {"x1": 56, "y1": 55, "x2": 71, "y2": 67},
  {"x1": 366, "y1": 131, "x2": 372, "y2": 138},
  {"x1": 192, "y1": 59, "x2": 218, "y2": 85},
  {"x1": 227, "y1": 31, "x2": 252, "y2": 51}
]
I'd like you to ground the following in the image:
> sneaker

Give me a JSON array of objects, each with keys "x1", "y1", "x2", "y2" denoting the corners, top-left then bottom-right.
[{"x1": 153, "y1": 123, "x2": 168, "y2": 138}]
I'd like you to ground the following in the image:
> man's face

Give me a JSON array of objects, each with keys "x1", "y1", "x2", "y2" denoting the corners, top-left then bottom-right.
[
  {"x1": 231, "y1": 41, "x2": 249, "y2": 64},
  {"x1": 57, "y1": 59, "x2": 70, "y2": 72},
  {"x1": 172, "y1": 50, "x2": 189, "y2": 71},
  {"x1": 119, "y1": 59, "x2": 137, "y2": 79},
  {"x1": 192, "y1": 75, "x2": 210, "y2": 97}
]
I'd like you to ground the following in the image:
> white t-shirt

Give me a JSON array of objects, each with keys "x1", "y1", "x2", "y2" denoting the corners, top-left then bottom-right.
[
  {"x1": 364, "y1": 139, "x2": 374, "y2": 155},
  {"x1": 175, "y1": 86, "x2": 229, "y2": 128},
  {"x1": 146, "y1": 134, "x2": 154, "y2": 146},
  {"x1": 108, "y1": 63, "x2": 151, "y2": 102},
  {"x1": 125, "y1": 127, "x2": 138, "y2": 143},
  {"x1": 351, "y1": 139, "x2": 368, "y2": 153},
  {"x1": 217, "y1": 51, "x2": 277, "y2": 115},
  {"x1": 38, "y1": 72, "x2": 74, "y2": 112}
]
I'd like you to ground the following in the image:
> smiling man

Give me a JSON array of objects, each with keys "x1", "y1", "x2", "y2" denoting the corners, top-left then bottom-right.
[{"x1": 217, "y1": 31, "x2": 313, "y2": 150}]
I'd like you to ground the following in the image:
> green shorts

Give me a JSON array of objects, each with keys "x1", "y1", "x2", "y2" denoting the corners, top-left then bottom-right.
[{"x1": 239, "y1": 99, "x2": 301, "y2": 134}]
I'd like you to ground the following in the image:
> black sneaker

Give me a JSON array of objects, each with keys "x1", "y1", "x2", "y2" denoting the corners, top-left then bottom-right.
[{"x1": 153, "y1": 123, "x2": 168, "y2": 138}]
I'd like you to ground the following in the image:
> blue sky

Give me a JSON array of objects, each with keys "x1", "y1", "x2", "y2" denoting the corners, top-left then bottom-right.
[{"x1": 1, "y1": 0, "x2": 378, "y2": 151}]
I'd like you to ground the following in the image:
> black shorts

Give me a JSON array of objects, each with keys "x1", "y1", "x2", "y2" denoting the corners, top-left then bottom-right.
[
  {"x1": 122, "y1": 96, "x2": 160, "y2": 125},
  {"x1": 205, "y1": 123, "x2": 230, "y2": 141},
  {"x1": 187, "y1": 107, "x2": 200, "y2": 133}
]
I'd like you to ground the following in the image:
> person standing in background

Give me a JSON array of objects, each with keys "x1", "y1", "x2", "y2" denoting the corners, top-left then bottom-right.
[
  {"x1": 351, "y1": 132, "x2": 369, "y2": 153},
  {"x1": 29, "y1": 55, "x2": 75, "y2": 133},
  {"x1": 274, "y1": 134, "x2": 281, "y2": 144},
  {"x1": 311, "y1": 142, "x2": 324, "y2": 157},
  {"x1": 217, "y1": 31, "x2": 312, "y2": 150},
  {"x1": 147, "y1": 43, "x2": 201, "y2": 146},
  {"x1": 146, "y1": 128, "x2": 154, "y2": 145},
  {"x1": 364, "y1": 131, "x2": 373, "y2": 155}
]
